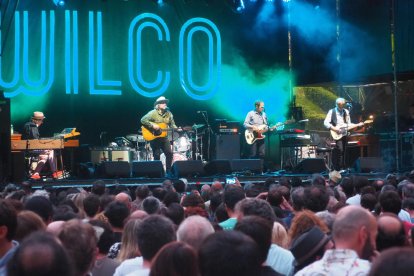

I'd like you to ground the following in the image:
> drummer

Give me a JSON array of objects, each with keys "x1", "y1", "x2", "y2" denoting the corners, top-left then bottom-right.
[{"x1": 141, "y1": 96, "x2": 177, "y2": 175}]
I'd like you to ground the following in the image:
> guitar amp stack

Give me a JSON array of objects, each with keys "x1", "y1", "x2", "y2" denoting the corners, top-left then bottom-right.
[{"x1": 214, "y1": 119, "x2": 240, "y2": 135}]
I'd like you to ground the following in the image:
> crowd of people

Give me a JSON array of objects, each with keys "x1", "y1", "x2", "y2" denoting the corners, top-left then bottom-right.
[{"x1": 2, "y1": 171, "x2": 414, "y2": 275}]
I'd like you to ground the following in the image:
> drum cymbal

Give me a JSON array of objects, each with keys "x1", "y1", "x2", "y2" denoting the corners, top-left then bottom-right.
[
  {"x1": 126, "y1": 134, "x2": 145, "y2": 143},
  {"x1": 192, "y1": 124, "x2": 205, "y2": 130},
  {"x1": 182, "y1": 126, "x2": 193, "y2": 131}
]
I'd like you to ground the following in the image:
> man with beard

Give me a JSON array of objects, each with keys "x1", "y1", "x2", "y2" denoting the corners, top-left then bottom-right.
[{"x1": 296, "y1": 205, "x2": 378, "y2": 275}]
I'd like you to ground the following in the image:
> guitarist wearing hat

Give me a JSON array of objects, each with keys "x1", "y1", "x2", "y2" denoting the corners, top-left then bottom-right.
[
  {"x1": 141, "y1": 96, "x2": 177, "y2": 174},
  {"x1": 324, "y1": 98, "x2": 365, "y2": 171},
  {"x1": 243, "y1": 100, "x2": 269, "y2": 160}
]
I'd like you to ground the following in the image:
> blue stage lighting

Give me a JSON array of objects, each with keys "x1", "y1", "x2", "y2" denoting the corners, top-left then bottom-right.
[{"x1": 53, "y1": 0, "x2": 66, "y2": 7}]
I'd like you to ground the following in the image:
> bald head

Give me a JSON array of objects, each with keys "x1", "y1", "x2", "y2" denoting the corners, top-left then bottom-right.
[
  {"x1": 333, "y1": 205, "x2": 377, "y2": 243},
  {"x1": 177, "y1": 215, "x2": 214, "y2": 250},
  {"x1": 115, "y1": 192, "x2": 131, "y2": 209},
  {"x1": 376, "y1": 213, "x2": 406, "y2": 251}
]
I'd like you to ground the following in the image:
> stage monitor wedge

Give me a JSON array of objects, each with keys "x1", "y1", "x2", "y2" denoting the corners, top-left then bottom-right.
[
  {"x1": 132, "y1": 161, "x2": 164, "y2": 178},
  {"x1": 172, "y1": 160, "x2": 204, "y2": 178},
  {"x1": 293, "y1": 158, "x2": 326, "y2": 174},
  {"x1": 231, "y1": 159, "x2": 262, "y2": 174},
  {"x1": 204, "y1": 159, "x2": 232, "y2": 176}
]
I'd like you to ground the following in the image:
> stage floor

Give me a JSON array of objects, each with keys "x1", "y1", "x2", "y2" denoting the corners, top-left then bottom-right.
[{"x1": 28, "y1": 170, "x2": 388, "y2": 190}]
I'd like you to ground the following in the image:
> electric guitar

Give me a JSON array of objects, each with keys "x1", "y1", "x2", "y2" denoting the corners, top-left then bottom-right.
[
  {"x1": 142, "y1": 123, "x2": 179, "y2": 141},
  {"x1": 245, "y1": 119, "x2": 309, "y2": 144},
  {"x1": 330, "y1": 120, "x2": 373, "y2": 140}
]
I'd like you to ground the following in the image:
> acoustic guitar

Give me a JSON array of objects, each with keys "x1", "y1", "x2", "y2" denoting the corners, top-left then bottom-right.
[
  {"x1": 142, "y1": 123, "x2": 174, "y2": 141},
  {"x1": 330, "y1": 120, "x2": 373, "y2": 140}
]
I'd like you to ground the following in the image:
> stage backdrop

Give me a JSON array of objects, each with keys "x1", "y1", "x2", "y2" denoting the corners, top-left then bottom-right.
[{"x1": 0, "y1": 0, "x2": 408, "y2": 146}]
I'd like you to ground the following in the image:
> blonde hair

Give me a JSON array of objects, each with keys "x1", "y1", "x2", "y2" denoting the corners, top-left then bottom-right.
[
  {"x1": 271, "y1": 221, "x2": 289, "y2": 249},
  {"x1": 117, "y1": 218, "x2": 142, "y2": 262}
]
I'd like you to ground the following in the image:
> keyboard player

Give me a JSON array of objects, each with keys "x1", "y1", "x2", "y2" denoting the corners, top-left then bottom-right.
[{"x1": 22, "y1": 111, "x2": 58, "y2": 180}]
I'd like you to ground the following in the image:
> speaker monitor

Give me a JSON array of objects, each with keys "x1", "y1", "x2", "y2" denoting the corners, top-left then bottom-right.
[
  {"x1": 132, "y1": 161, "x2": 164, "y2": 178},
  {"x1": 98, "y1": 161, "x2": 131, "y2": 178},
  {"x1": 204, "y1": 159, "x2": 232, "y2": 176},
  {"x1": 172, "y1": 160, "x2": 205, "y2": 178},
  {"x1": 231, "y1": 159, "x2": 262, "y2": 174},
  {"x1": 294, "y1": 158, "x2": 326, "y2": 174},
  {"x1": 91, "y1": 149, "x2": 132, "y2": 164},
  {"x1": 214, "y1": 134, "x2": 240, "y2": 160},
  {"x1": 354, "y1": 157, "x2": 384, "y2": 173}
]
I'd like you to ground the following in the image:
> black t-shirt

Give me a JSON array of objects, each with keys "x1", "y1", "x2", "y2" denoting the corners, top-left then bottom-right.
[{"x1": 22, "y1": 122, "x2": 40, "y2": 140}]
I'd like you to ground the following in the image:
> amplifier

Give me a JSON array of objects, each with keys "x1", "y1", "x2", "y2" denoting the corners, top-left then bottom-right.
[{"x1": 91, "y1": 148, "x2": 133, "y2": 164}]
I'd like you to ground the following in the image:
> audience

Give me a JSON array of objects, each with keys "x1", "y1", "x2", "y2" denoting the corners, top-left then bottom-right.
[
  {"x1": 149, "y1": 242, "x2": 199, "y2": 276},
  {"x1": 0, "y1": 200, "x2": 19, "y2": 275},
  {"x1": 296, "y1": 205, "x2": 377, "y2": 275},
  {"x1": 7, "y1": 232, "x2": 72, "y2": 276},
  {"x1": 4, "y1": 170, "x2": 414, "y2": 275}
]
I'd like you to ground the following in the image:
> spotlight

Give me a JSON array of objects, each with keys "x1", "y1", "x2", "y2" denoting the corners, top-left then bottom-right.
[
  {"x1": 234, "y1": 0, "x2": 245, "y2": 13},
  {"x1": 155, "y1": 0, "x2": 164, "y2": 5},
  {"x1": 52, "y1": 0, "x2": 66, "y2": 6}
]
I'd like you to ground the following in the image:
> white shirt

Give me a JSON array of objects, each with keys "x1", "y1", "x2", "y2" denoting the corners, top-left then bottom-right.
[
  {"x1": 113, "y1": 257, "x2": 143, "y2": 276},
  {"x1": 295, "y1": 249, "x2": 370, "y2": 276}
]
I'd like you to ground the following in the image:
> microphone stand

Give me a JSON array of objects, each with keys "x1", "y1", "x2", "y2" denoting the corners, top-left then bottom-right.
[{"x1": 200, "y1": 111, "x2": 212, "y2": 162}]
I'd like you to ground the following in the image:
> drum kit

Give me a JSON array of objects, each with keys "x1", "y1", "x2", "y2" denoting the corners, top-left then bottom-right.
[{"x1": 108, "y1": 124, "x2": 206, "y2": 165}]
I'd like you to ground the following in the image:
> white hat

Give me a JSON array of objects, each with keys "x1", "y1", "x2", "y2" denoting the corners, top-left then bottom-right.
[
  {"x1": 32, "y1": 111, "x2": 46, "y2": 120},
  {"x1": 154, "y1": 96, "x2": 169, "y2": 106}
]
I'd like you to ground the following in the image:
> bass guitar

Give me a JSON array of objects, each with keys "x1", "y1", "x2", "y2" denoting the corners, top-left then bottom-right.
[
  {"x1": 330, "y1": 120, "x2": 373, "y2": 140},
  {"x1": 142, "y1": 123, "x2": 177, "y2": 141}
]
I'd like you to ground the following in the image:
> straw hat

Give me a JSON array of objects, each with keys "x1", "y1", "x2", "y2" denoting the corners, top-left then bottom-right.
[{"x1": 32, "y1": 111, "x2": 46, "y2": 120}]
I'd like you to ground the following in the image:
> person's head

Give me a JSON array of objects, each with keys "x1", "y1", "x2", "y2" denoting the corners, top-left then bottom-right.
[
  {"x1": 7, "y1": 231, "x2": 72, "y2": 276},
  {"x1": 376, "y1": 213, "x2": 407, "y2": 251},
  {"x1": 91, "y1": 180, "x2": 106, "y2": 196},
  {"x1": 135, "y1": 185, "x2": 150, "y2": 200},
  {"x1": 24, "y1": 196, "x2": 53, "y2": 224},
  {"x1": 83, "y1": 194, "x2": 101, "y2": 218},
  {"x1": 150, "y1": 242, "x2": 199, "y2": 276},
  {"x1": 332, "y1": 205, "x2": 377, "y2": 260},
  {"x1": 0, "y1": 199, "x2": 17, "y2": 243},
  {"x1": 340, "y1": 177, "x2": 354, "y2": 198},
  {"x1": 31, "y1": 111, "x2": 45, "y2": 126},
  {"x1": 173, "y1": 179, "x2": 187, "y2": 194},
  {"x1": 88, "y1": 220, "x2": 115, "y2": 255},
  {"x1": 368, "y1": 247, "x2": 414, "y2": 276},
  {"x1": 58, "y1": 219, "x2": 98, "y2": 276},
  {"x1": 379, "y1": 190, "x2": 402, "y2": 215},
  {"x1": 223, "y1": 185, "x2": 245, "y2": 214},
  {"x1": 303, "y1": 185, "x2": 330, "y2": 212},
  {"x1": 15, "y1": 210, "x2": 46, "y2": 242},
  {"x1": 104, "y1": 201, "x2": 130, "y2": 229},
  {"x1": 291, "y1": 186, "x2": 306, "y2": 211},
  {"x1": 160, "y1": 203, "x2": 184, "y2": 226},
  {"x1": 142, "y1": 196, "x2": 162, "y2": 215},
  {"x1": 137, "y1": 215, "x2": 176, "y2": 262},
  {"x1": 271, "y1": 221, "x2": 289, "y2": 249},
  {"x1": 115, "y1": 192, "x2": 132, "y2": 209},
  {"x1": 198, "y1": 231, "x2": 261, "y2": 276},
  {"x1": 154, "y1": 96, "x2": 169, "y2": 111},
  {"x1": 361, "y1": 193, "x2": 378, "y2": 211},
  {"x1": 235, "y1": 215, "x2": 273, "y2": 264},
  {"x1": 290, "y1": 226, "x2": 333, "y2": 273},
  {"x1": 335, "y1": 98, "x2": 346, "y2": 110},
  {"x1": 235, "y1": 198, "x2": 276, "y2": 224},
  {"x1": 288, "y1": 210, "x2": 330, "y2": 243},
  {"x1": 117, "y1": 218, "x2": 142, "y2": 262},
  {"x1": 254, "y1": 100, "x2": 265, "y2": 113},
  {"x1": 177, "y1": 215, "x2": 214, "y2": 250}
]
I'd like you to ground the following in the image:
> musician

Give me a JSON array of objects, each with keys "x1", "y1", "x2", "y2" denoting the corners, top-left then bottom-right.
[
  {"x1": 244, "y1": 100, "x2": 268, "y2": 159},
  {"x1": 141, "y1": 96, "x2": 177, "y2": 174},
  {"x1": 324, "y1": 98, "x2": 363, "y2": 171},
  {"x1": 22, "y1": 111, "x2": 57, "y2": 180}
]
